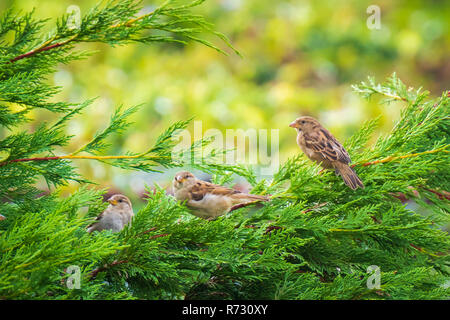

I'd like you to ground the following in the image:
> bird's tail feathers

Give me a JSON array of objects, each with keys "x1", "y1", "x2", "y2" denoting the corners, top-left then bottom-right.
[
  {"x1": 334, "y1": 163, "x2": 364, "y2": 190},
  {"x1": 248, "y1": 194, "x2": 269, "y2": 201},
  {"x1": 232, "y1": 193, "x2": 269, "y2": 204},
  {"x1": 86, "y1": 223, "x2": 97, "y2": 233}
]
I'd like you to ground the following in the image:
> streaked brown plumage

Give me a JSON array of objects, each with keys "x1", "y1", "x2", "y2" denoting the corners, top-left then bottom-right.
[
  {"x1": 87, "y1": 194, "x2": 134, "y2": 233},
  {"x1": 173, "y1": 171, "x2": 269, "y2": 220},
  {"x1": 289, "y1": 116, "x2": 364, "y2": 190}
]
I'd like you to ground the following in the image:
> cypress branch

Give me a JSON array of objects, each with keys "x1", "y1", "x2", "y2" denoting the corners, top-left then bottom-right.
[{"x1": 354, "y1": 146, "x2": 449, "y2": 168}]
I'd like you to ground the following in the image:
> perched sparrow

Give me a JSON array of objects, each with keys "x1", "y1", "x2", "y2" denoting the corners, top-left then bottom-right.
[
  {"x1": 87, "y1": 194, "x2": 134, "y2": 233},
  {"x1": 289, "y1": 116, "x2": 364, "y2": 190},
  {"x1": 173, "y1": 171, "x2": 269, "y2": 220}
]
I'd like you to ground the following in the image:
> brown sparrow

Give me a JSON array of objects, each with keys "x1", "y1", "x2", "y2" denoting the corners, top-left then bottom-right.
[
  {"x1": 173, "y1": 171, "x2": 269, "y2": 220},
  {"x1": 87, "y1": 194, "x2": 134, "y2": 233},
  {"x1": 289, "y1": 116, "x2": 364, "y2": 190}
]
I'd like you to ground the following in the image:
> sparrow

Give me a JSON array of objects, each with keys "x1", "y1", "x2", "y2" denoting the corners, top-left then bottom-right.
[
  {"x1": 87, "y1": 194, "x2": 134, "y2": 233},
  {"x1": 289, "y1": 116, "x2": 364, "y2": 190},
  {"x1": 172, "y1": 171, "x2": 269, "y2": 220}
]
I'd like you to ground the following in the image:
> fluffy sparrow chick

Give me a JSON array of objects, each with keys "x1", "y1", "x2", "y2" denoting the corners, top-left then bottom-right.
[
  {"x1": 173, "y1": 171, "x2": 269, "y2": 220},
  {"x1": 87, "y1": 194, "x2": 134, "y2": 233},
  {"x1": 289, "y1": 116, "x2": 364, "y2": 190}
]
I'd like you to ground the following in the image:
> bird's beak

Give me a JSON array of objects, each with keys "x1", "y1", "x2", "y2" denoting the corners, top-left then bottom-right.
[
  {"x1": 176, "y1": 176, "x2": 185, "y2": 183},
  {"x1": 108, "y1": 199, "x2": 118, "y2": 206},
  {"x1": 289, "y1": 121, "x2": 297, "y2": 128}
]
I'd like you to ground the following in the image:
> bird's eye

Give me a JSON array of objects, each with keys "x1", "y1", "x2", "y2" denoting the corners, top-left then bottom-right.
[
  {"x1": 119, "y1": 199, "x2": 123, "y2": 203},
  {"x1": 301, "y1": 120, "x2": 305, "y2": 124}
]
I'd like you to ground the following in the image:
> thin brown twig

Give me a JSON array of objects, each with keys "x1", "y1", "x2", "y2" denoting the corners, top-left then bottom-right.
[
  {"x1": 140, "y1": 227, "x2": 157, "y2": 235},
  {"x1": 408, "y1": 243, "x2": 443, "y2": 257},
  {"x1": 0, "y1": 153, "x2": 168, "y2": 167},
  {"x1": 89, "y1": 259, "x2": 128, "y2": 280},
  {"x1": 8, "y1": 35, "x2": 78, "y2": 64},
  {"x1": 264, "y1": 225, "x2": 283, "y2": 235},
  {"x1": 0, "y1": 156, "x2": 61, "y2": 166},
  {"x1": 409, "y1": 243, "x2": 423, "y2": 252},
  {"x1": 352, "y1": 146, "x2": 448, "y2": 168},
  {"x1": 149, "y1": 233, "x2": 169, "y2": 240},
  {"x1": 7, "y1": 6, "x2": 158, "y2": 64},
  {"x1": 422, "y1": 188, "x2": 450, "y2": 201}
]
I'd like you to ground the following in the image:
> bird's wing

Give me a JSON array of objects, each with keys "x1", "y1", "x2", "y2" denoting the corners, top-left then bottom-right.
[
  {"x1": 304, "y1": 128, "x2": 351, "y2": 164},
  {"x1": 86, "y1": 207, "x2": 108, "y2": 228},
  {"x1": 189, "y1": 180, "x2": 241, "y2": 201}
]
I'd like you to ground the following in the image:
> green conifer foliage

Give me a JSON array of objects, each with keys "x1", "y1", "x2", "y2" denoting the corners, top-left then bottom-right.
[{"x1": 0, "y1": 1, "x2": 449, "y2": 300}]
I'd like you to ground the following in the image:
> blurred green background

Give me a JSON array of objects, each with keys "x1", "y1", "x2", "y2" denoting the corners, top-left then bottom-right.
[{"x1": 2, "y1": 0, "x2": 449, "y2": 210}]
